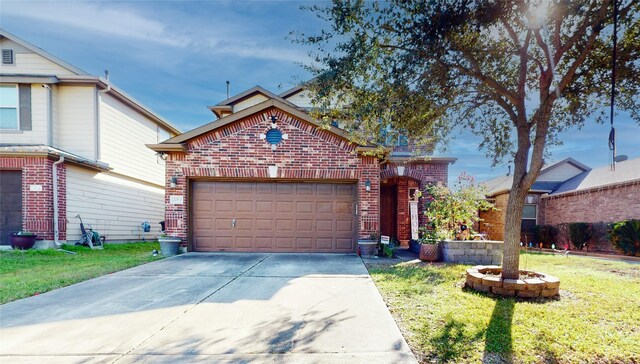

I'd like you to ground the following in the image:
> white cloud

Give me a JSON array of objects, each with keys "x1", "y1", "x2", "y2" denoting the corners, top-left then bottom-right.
[
  {"x1": 1, "y1": 1, "x2": 189, "y2": 46},
  {"x1": 1, "y1": 0, "x2": 311, "y2": 63}
]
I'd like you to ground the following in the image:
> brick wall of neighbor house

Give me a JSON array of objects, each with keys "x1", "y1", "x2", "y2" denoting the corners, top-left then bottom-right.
[
  {"x1": 541, "y1": 182, "x2": 640, "y2": 225},
  {"x1": 478, "y1": 192, "x2": 509, "y2": 241},
  {"x1": 0, "y1": 156, "x2": 67, "y2": 240},
  {"x1": 164, "y1": 107, "x2": 380, "y2": 244}
]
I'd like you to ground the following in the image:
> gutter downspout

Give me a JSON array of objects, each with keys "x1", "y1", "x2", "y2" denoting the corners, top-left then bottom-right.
[{"x1": 53, "y1": 156, "x2": 65, "y2": 247}]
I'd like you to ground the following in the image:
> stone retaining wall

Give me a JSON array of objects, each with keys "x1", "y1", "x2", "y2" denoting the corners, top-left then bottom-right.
[{"x1": 441, "y1": 240, "x2": 503, "y2": 265}]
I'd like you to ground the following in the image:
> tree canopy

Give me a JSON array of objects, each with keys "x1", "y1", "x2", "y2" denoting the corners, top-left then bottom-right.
[{"x1": 297, "y1": 0, "x2": 640, "y2": 278}]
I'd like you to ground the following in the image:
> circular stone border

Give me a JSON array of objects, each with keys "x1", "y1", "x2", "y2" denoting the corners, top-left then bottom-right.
[{"x1": 465, "y1": 265, "x2": 560, "y2": 298}]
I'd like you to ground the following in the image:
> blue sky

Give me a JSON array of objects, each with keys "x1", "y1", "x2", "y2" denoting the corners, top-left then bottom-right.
[{"x1": 2, "y1": 0, "x2": 638, "y2": 181}]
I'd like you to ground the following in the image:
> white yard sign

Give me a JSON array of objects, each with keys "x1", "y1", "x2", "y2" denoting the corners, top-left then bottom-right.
[{"x1": 410, "y1": 201, "x2": 419, "y2": 240}]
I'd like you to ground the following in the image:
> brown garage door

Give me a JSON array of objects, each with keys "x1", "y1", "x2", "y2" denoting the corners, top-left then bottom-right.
[{"x1": 191, "y1": 181, "x2": 357, "y2": 252}]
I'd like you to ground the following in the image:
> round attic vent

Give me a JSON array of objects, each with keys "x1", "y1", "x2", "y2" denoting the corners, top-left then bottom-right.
[{"x1": 265, "y1": 129, "x2": 283, "y2": 145}]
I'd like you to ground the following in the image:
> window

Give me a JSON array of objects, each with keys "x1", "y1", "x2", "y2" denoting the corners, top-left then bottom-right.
[
  {"x1": 521, "y1": 204, "x2": 537, "y2": 237},
  {"x1": 0, "y1": 85, "x2": 19, "y2": 130}
]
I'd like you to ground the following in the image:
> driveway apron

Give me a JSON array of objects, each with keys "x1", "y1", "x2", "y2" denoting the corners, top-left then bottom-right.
[{"x1": 0, "y1": 253, "x2": 416, "y2": 363}]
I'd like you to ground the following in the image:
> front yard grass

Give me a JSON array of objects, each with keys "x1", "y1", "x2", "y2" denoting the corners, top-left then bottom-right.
[
  {"x1": 0, "y1": 242, "x2": 162, "y2": 304},
  {"x1": 368, "y1": 252, "x2": 640, "y2": 363}
]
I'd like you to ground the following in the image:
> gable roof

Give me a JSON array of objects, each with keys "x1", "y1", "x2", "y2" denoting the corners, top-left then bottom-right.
[
  {"x1": 148, "y1": 98, "x2": 376, "y2": 152},
  {"x1": 0, "y1": 28, "x2": 88, "y2": 76},
  {"x1": 549, "y1": 157, "x2": 640, "y2": 196},
  {"x1": 279, "y1": 84, "x2": 306, "y2": 99},
  {"x1": 483, "y1": 158, "x2": 592, "y2": 196},
  {"x1": 207, "y1": 85, "x2": 299, "y2": 118}
]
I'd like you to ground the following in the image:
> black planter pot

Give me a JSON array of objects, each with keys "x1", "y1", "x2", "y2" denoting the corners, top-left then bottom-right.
[{"x1": 9, "y1": 233, "x2": 38, "y2": 250}]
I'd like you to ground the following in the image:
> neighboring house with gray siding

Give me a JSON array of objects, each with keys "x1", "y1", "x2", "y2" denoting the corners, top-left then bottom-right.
[{"x1": 0, "y1": 29, "x2": 180, "y2": 246}]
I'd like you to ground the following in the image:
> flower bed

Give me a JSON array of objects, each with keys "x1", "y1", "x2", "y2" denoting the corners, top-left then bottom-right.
[{"x1": 465, "y1": 265, "x2": 560, "y2": 298}]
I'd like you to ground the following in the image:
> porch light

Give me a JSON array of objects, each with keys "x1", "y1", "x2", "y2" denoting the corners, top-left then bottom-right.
[
  {"x1": 170, "y1": 176, "x2": 178, "y2": 188},
  {"x1": 365, "y1": 179, "x2": 371, "y2": 192},
  {"x1": 397, "y1": 165, "x2": 405, "y2": 176},
  {"x1": 270, "y1": 115, "x2": 278, "y2": 129}
]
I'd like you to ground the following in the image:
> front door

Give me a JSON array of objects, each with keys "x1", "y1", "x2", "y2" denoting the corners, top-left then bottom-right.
[
  {"x1": 380, "y1": 185, "x2": 397, "y2": 239},
  {"x1": 0, "y1": 171, "x2": 22, "y2": 245}
]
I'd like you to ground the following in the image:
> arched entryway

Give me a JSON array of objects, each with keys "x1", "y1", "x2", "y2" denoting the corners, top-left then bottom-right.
[{"x1": 380, "y1": 176, "x2": 421, "y2": 244}]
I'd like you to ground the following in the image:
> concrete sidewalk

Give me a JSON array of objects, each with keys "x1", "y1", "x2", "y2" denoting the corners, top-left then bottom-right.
[{"x1": 0, "y1": 253, "x2": 416, "y2": 363}]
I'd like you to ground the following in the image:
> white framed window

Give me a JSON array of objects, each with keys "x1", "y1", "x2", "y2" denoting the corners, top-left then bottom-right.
[{"x1": 0, "y1": 84, "x2": 19, "y2": 130}]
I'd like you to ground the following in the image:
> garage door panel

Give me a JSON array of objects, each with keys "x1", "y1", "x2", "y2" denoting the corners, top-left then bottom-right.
[
  {"x1": 236, "y1": 200, "x2": 253, "y2": 213},
  {"x1": 337, "y1": 220, "x2": 354, "y2": 232},
  {"x1": 235, "y1": 219, "x2": 253, "y2": 231},
  {"x1": 193, "y1": 236, "x2": 213, "y2": 250},
  {"x1": 336, "y1": 238, "x2": 353, "y2": 250},
  {"x1": 255, "y1": 219, "x2": 273, "y2": 231},
  {"x1": 317, "y1": 202, "x2": 333, "y2": 213},
  {"x1": 276, "y1": 237, "x2": 293, "y2": 249},
  {"x1": 215, "y1": 218, "x2": 233, "y2": 231},
  {"x1": 215, "y1": 183, "x2": 233, "y2": 193},
  {"x1": 296, "y1": 184, "x2": 314, "y2": 195},
  {"x1": 236, "y1": 237, "x2": 253, "y2": 249},
  {"x1": 316, "y1": 238, "x2": 333, "y2": 250},
  {"x1": 256, "y1": 183, "x2": 275, "y2": 194},
  {"x1": 317, "y1": 219, "x2": 333, "y2": 232},
  {"x1": 214, "y1": 236, "x2": 234, "y2": 248},
  {"x1": 192, "y1": 181, "x2": 356, "y2": 252},
  {"x1": 296, "y1": 219, "x2": 313, "y2": 232},
  {"x1": 193, "y1": 199, "x2": 212, "y2": 212},
  {"x1": 215, "y1": 200, "x2": 233, "y2": 212},
  {"x1": 256, "y1": 237, "x2": 273, "y2": 249},
  {"x1": 317, "y1": 184, "x2": 333, "y2": 195},
  {"x1": 336, "y1": 201, "x2": 353, "y2": 213},
  {"x1": 277, "y1": 184, "x2": 293, "y2": 194},
  {"x1": 296, "y1": 201, "x2": 313, "y2": 213},
  {"x1": 236, "y1": 183, "x2": 253, "y2": 194},
  {"x1": 256, "y1": 201, "x2": 273, "y2": 212},
  {"x1": 276, "y1": 219, "x2": 293, "y2": 232},
  {"x1": 296, "y1": 237, "x2": 313, "y2": 249}
]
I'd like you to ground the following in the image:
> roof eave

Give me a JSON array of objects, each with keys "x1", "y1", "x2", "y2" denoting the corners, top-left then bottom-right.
[
  {"x1": 146, "y1": 143, "x2": 188, "y2": 153},
  {"x1": 0, "y1": 148, "x2": 110, "y2": 172}
]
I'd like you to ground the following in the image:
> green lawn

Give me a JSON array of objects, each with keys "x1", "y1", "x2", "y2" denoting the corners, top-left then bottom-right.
[
  {"x1": 368, "y1": 252, "x2": 640, "y2": 363},
  {"x1": 0, "y1": 242, "x2": 163, "y2": 304}
]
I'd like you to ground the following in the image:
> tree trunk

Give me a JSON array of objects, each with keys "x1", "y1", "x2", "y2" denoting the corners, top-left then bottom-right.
[{"x1": 502, "y1": 183, "x2": 528, "y2": 279}]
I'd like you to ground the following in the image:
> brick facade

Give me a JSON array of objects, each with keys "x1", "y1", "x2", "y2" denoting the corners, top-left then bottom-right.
[
  {"x1": 540, "y1": 181, "x2": 640, "y2": 225},
  {"x1": 479, "y1": 181, "x2": 640, "y2": 250},
  {"x1": 478, "y1": 193, "x2": 509, "y2": 241},
  {"x1": 0, "y1": 156, "x2": 66, "y2": 240},
  {"x1": 164, "y1": 107, "x2": 381, "y2": 246}
]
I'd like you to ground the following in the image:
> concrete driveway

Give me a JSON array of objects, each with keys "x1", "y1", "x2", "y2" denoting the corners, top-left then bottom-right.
[{"x1": 0, "y1": 253, "x2": 416, "y2": 363}]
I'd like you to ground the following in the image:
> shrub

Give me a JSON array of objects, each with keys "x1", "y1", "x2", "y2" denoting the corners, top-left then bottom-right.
[
  {"x1": 423, "y1": 173, "x2": 495, "y2": 240},
  {"x1": 568, "y1": 222, "x2": 592, "y2": 250},
  {"x1": 609, "y1": 220, "x2": 640, "y2": 256},
  {"x1": 534, "y1": 224, "x2": 559, "y2": 248}
]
